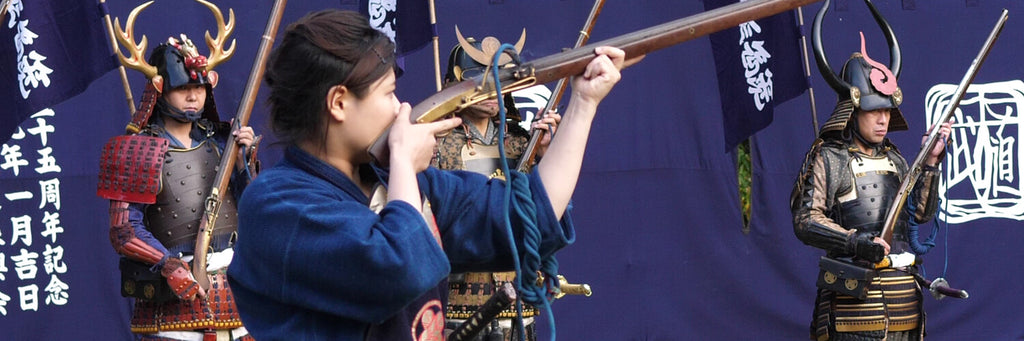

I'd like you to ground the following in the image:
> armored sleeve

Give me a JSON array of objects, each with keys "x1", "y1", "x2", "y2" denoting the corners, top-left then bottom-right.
[
  {"x1": 908, "y1": 165, "x2": 942, "y2": 223},
  {"x1": 791, "y1": 142, "x2": 855, "y2": 254},
  {"x1": 432, "y1": 127, "x2": 467, "y2": 171}
]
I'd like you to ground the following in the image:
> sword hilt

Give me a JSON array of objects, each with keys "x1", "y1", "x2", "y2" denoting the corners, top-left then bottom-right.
[
  {"x1": 914, "y1": 274, "x2": 969, "y2": 300},
  {"x1": 543, "y1": 274, "x2": 592, "y2": 299},
  {"x1": 447, "y1": 282, "x2": 517, "y2": 341}
]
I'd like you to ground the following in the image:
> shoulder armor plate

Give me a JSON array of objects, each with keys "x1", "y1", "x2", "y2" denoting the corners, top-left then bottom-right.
[{"x1": 97, "y1": 135, "x2": 168, "y2": 204}]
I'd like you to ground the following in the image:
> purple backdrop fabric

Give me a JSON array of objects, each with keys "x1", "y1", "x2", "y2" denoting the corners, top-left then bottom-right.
[{"x1": 2, "y1": 0, "x2": 1023, "y2": 340}]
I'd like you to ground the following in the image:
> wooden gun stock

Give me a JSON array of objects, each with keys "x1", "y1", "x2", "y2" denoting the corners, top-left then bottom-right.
[{"x1": 192, "y1": 0, "x2": 287, "y2": 290}]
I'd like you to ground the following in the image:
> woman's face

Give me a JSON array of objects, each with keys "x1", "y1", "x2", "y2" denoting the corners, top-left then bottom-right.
[{"x1": 341, "y1": 71, "x2": 400, "y2": 152}]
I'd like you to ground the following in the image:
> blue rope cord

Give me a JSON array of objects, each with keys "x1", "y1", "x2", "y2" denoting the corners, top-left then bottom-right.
[
  {"x1": 491, "y1": 43, "x2": 560, "y2": 341},
  {"x1": 909, "y1": 144, "x2": 954, "y2": 279},
  {"x1": 938, "y1": 181, "x2": 951, "y2": 278},
  {"x1": 239, "y1": 147, "x2": 253, "y2": 179},
  {"x1": 933, "y1": 143, "x2": 952, "y2": 278},
  {"x1": 907, "y1": 216, "x2": 938, "y2": 255}
]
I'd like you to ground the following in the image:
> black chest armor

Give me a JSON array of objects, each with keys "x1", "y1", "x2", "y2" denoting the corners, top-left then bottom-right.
[
  {"x1": 144, "y1": 139, "x2": 238, "y2": 252},
  {"x1": 834, "y1": 154, "x2": 907, "y2": 236}
]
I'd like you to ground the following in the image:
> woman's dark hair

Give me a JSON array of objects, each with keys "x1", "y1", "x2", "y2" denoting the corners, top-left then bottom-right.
[{"x1": 264, "y1": 10, "x2": 396, "y2": 146}]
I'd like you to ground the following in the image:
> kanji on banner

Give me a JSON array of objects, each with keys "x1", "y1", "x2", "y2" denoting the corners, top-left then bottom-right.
[
  {"x1": 705, "y1": 0, "x2": 807, "y2": 151},
  {"x1": 0, "y1": 0, "x2": 116, "y2": 143},
  {"x1": 358, "y1": 0, "x2": 433, "y2": 56}
]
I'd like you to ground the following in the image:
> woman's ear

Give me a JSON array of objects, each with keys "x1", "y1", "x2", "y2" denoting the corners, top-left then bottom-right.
[{"x1": 326, "y1": 85, "x2": 349, "y2": 122}]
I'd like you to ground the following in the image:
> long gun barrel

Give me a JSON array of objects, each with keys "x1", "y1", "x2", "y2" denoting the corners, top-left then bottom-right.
[
  {"x1": 369, "y1": 0, "x2": 824, "y2": 164},
  {"x1": 878, "y1": 9, "x2": 1008, "y2": 245},
  {"x1": 192, "y1": 0, "x2": 288, "y2": 290}
]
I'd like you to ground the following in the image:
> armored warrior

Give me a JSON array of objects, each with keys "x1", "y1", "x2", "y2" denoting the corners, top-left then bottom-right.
[
  {"x1": 433, "y1": 30, "x2": 561, "y2": 341},
  {"x1": 96, "y1": 2, "x2": 259, "y2": 340},
  {"x1": 790, "y1": 1, "x2": 951, "y2": 340}
]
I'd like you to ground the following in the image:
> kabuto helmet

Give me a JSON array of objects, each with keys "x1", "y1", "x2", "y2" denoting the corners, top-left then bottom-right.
[
  {"x1": 445, "y1": 27, "x2": 527, "y2": 120},
  {"x1": 113, "y1": 0, "x2": 235, "y2": 132},
  {"x1": 149, "y1": 35, "x2": 220, "y2": 92},
  {"x1": 813, "y1": 0, "x2": 908, "y2": 137},
  {"x1": 145, "y1": 36, "x2": 224, "y2": 124}
]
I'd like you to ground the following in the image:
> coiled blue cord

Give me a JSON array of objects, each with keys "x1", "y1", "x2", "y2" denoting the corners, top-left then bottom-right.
[{"x1": 491, "y1": 43, "x2": 561, "y2": 341}]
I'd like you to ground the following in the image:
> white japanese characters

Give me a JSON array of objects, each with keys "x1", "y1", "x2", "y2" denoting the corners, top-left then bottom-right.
[
  {"x1": 1, "y1": 0, "x2": 69, "y2": 318},
  {"x1": 8, "y1": 0, "x2": 52, "y2": 98},
  {"x1": 738, "y1": 18, "x2": 775, "y2": 111},
  {"x1": 926, "y1": 80, "x2": 1024, "y2": 224}
]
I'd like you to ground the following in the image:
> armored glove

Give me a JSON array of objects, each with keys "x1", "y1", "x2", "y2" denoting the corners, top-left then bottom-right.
[
  {"x1": 161, "y1": 257, "x2": 205, "y2": 300},
  {"x1": 848, "y1": 231, "x2": 886, "y2": 263}
]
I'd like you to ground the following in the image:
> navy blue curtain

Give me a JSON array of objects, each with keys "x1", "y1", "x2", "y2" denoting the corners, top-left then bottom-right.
[{"x1": 2, "y1": 1, "x2": 1023, "y2": 339}]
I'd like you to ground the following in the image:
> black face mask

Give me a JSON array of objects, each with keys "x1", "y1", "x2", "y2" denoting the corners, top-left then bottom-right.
[{"x1": 156, "y1": 96, "x2": 204, "y2": 123}]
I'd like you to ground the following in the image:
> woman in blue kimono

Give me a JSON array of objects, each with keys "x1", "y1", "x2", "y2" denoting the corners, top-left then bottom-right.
[{"x1": 226, "y1": 9, "x2": 629, "y2": 341}]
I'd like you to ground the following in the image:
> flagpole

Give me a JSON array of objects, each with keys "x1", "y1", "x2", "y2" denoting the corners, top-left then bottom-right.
[
  {"x1": 797, "y1": 6, "x2": 819, "y2": 137},
  {"x1": 428, "y1": 0, "x2": 441, "y2": 91},
  {"x1": 99, "y1": 0, "x2": 138, "y2": 114},
  {"x1": 0, "y1": 0, "x2": 11, "y2": 24}
]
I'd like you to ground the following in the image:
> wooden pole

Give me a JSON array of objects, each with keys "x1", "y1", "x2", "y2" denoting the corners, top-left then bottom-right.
[{"x1": 99, "y1": 0, "x2": 138, "y2": 115}]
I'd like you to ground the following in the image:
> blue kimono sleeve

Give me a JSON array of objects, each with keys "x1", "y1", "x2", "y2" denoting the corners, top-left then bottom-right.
[
  {"x1": 230, "y1": 168, "x2": 452, "y2": 325},
  {"x1": 419, "y1": 167, "x2": 576, "y2": 273},
  {"x1": 120, "y1": 202, "x2": 171, "y2": 260}
]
